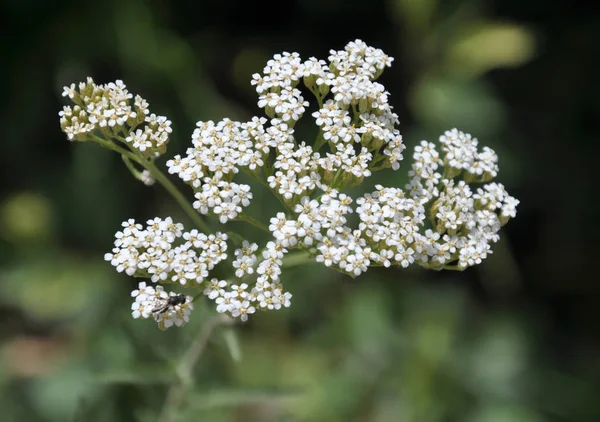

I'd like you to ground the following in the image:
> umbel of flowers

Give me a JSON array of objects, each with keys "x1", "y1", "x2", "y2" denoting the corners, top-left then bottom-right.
[{"x1": 59, "y1": 40, "x2": 519, "y2": 330}]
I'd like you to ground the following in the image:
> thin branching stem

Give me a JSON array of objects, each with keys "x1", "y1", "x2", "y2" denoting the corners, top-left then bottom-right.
[
  {"x1": 159, "y1": 315, "x2": 233, "y2": 422},
  {"x1": 235, "y1": 214, "x2": 270, "y2": 233},
  {"x1": 144, "y1": 161, "x2": 212, "y2": 233}
]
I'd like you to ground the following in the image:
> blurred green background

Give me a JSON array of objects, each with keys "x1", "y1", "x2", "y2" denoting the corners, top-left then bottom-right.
[{"x1": 1, "y1": 0, "x2": 598, "y2": 421}]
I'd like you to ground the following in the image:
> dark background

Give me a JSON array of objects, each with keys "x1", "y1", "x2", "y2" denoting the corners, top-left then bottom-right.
[{"x1": 1, "y1": 0, "x2": 599, "y2": 421}]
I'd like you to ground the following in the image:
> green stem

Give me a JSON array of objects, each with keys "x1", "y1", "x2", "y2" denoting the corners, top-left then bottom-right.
[
  {"x1": 282, "y1": 250, "x2": 314, "y2": 267},
  {"x1": 280, "y1": 249, "x2": 358, "y2": 278},
  {"x1": 144, "y1": 161, "x2": 212, "y2": 234},
  {"x1": 441, "y1": 264, "x2": 465, "y2": 271},
  {"x1": 330, "y1": 168, "x2": 345, "y2": 189},
  {"x1": 419, "y1": 262, "x2": 465, "y2": 272},
  {"x1": 93, "y1": 132, "x2": 279, "y2": 235},
  {"x1": 351, "y1": 104, "x2": 360, "y2": 125},
  {"x1": 369, "y1": 152, "x2": 387, "y2": 166},
  {"x1": 226, "y1": 231, "x2": 246, "y2": 245},
  {"x1": 94, "y1": 133, "x2": 211, "y2": 233},
  {"x1": 159, "y1": 315, "x2": 232, "y2": 422},
  {"x1": 370, "y1": 164, "x2": 390, "y2": 172},
  {"x1": 307, "y1": 84, "x2": 324, "y2": 109},
  {"x1": 243, "y1": 168, "x2": 269, "y2": 188},
  {"x1": 121, "y1": 155, "x2": 143, "y2": 181},
  {"x1": 242, "y1": 168, "x2": 294, "y2": 214},
  {"x1": 92, "y1": 133, "x2": 138, "y2": 161},
  {"x1": 235, "y1": 214, "x2": 269, "y2": 233},
  {"x1": 313, "y1": 131, "x2": 327, "y2": 152}
]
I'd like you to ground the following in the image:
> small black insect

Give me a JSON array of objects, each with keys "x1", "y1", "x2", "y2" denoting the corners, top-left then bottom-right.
[{"x1": 152, "y1": 294, "x2": 187, "y2": 316}]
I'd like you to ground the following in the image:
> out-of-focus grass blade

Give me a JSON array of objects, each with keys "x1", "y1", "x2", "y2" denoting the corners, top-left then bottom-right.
[
  {"x1": 223, "y1": 328, "x2": 242, "y2": 363},
  {"x1": 185, "y1": 388, "x2": 303, "y2": 410},
  {"x1": 93, "y1": 367, "x2": 176, "y2": 385}
]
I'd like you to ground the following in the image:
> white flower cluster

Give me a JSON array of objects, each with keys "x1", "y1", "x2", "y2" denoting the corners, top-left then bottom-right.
[
  {"x1": 439, "y1": 129, "x2": 499, "y2": 181},
  {"x1": 165, "y1": 40, "x2": 400, "y2": 225},
  {"x1": 215, "y1": 40, "x2": 514, "y2": 278},
  {"x1": 253, "y1": 40, "x2": 403, "y2": 195},
  {"x1": 61, "y1": 40, "x2": 520, "y2": 330},
  {"x1": 59, "y1": 77, "x2": 171, "y2": 157},
  {"x1": 166, "y1": 119, "x2": 261, "y2": 223},
  {"x1": 130, "y1": 282, "x2": 193, "y2": 330},
  {"x1": 269, "y1": 128, "x2": 519, "y2": 277},
  {"x1": 104, "y1": 217, "x2": 229, "y2": 329},
  {"x1": 201, "y1": 240, "x2": 292, "y2": 322},
  {"x1": 104, "y1": 217, "x2": 228, "y2": 284},
  {"x1": 401, "y1": 129, "x2": 518, "y2": 269},
  {"x1": 106, "y1": 218, "x2": 293, "y2": 326}
]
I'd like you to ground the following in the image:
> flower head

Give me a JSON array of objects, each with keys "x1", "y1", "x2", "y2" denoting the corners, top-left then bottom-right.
[{"x1": 63, "y1": 40, "x2": 518, "y2": 329}]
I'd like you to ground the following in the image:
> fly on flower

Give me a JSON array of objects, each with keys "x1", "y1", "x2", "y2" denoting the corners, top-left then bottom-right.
[
  {"x1": 129, "y1": 282, "x2": 194, "y2": 330},
  {"x1": 152, "y1": 293, "x2": 188, "y2": 320}
]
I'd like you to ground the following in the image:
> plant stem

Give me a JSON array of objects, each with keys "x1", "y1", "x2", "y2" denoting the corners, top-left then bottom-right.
[
  {"x1": 369, "y1": 164, "x2": 390, "y2": 172},
  {"x1": 235, "y1": 214, "x2": 269, "y2": 233},
  {"x1": 93, "y1": 132, "x2": 281, "y2": 235},
  {"x1": 92, "y1": 133, "x2": 212, "y2": 233},
  {"x1": 91, "y1": 134, "x2": 138, "y2": 161},
  {"x1": 144, "y1": 161, "x2": 212, "y2": 234},
  {"x1": 369, "y1": 153, "x2": 387, "y2": 167},
  {"x1": 282, "y1": 250, "x2": 314, "y2": 267},
  {"x1": 242, "y1": 168, "x2": 294, "y2": 214},
  {"x1": 313, "y1": 131, "x2": 327, "y2": 152},
  {"x1": 159, "y1": 315, "x2": 233, "y2": 422},
  {"x1": 419, "y1": 262, "x2": 465, "y2": 272},
  {"x1": 226, "y1": 231, "x2": 246, "y2": 245},
  {"x1": 121, "y1": 155, "x2": 143, "y2": 181}
]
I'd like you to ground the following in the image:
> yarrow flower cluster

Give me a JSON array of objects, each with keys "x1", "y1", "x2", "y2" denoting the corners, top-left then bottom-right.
[
  {"x1": 59, "y1": 78, "x2": 172, "y2": 158},
  {"x1": 60, "y1": 39, "x2": 519, "y2": 330},
  {"x1": 104, "y1": 217, "x2": 228, "y2": 284},
  {"x1": 166, "y1": 119, "x2": 257, "y2": 223}
]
